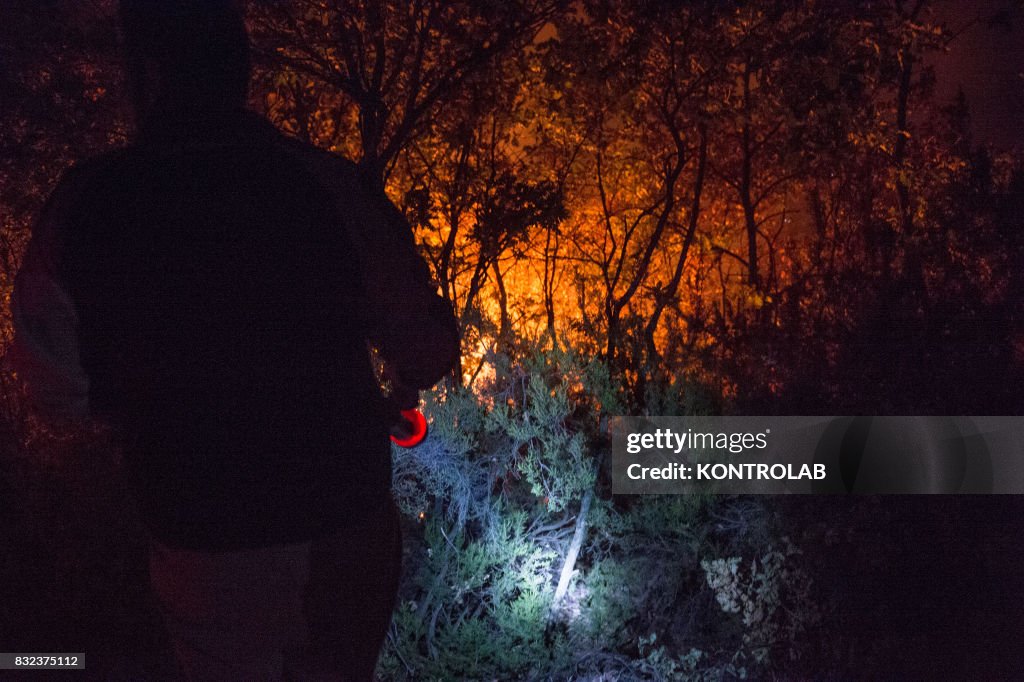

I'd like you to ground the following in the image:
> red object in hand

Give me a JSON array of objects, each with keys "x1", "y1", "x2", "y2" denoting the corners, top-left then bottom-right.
[{"x1": 390, "y1": 408, "x2": 428, "y2": 448}]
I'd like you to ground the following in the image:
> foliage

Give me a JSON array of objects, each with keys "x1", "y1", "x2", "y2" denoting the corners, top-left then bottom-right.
[
  {"x1": 701, "y1": 538, "x2": 819, "y2": 668},
  {"x1": 383, "y1": 345, "x2": 806, "y2": 679}
]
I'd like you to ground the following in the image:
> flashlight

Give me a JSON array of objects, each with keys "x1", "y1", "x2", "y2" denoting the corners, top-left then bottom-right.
[
  {"x1": 390, "y1": 406, "x2": 428, "y2": 448},
  {"x1": 383, "y1": 364, "x2": 428, "y2": 448}
]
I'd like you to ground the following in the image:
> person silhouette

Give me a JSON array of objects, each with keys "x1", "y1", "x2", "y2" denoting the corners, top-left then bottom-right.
[{"x1": 9, "y1": 0, "x2": 459, "y2": 679}]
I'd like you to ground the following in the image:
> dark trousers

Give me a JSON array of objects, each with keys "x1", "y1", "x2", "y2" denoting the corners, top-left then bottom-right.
[{"x1": 149, "y1": 499, "x2": 402, "y2": 681}]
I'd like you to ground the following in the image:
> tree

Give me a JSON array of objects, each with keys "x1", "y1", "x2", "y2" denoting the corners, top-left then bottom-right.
[{"x1": 249, "y1": 0, "x2": 564, "y2": 191}]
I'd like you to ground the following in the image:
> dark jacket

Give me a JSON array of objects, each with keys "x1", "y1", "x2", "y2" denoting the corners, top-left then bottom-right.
[{"x1": 10, "y1": 107, "x2": 459, "y2": 550}]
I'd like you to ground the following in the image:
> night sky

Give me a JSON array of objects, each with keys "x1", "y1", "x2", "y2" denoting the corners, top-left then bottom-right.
[{"x1": 931, "y1": 0, "x2": 1024, "y2": 148}]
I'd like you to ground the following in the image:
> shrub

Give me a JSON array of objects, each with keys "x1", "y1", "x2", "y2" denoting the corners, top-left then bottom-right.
[{"x1": 381, "y1": 344, "x2": 807, "y2": 680}]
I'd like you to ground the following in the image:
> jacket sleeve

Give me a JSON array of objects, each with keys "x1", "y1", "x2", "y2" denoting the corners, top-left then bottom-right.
[
  {"x1": 342, "y1": 168, "x2": 461, "y2": 389},
  {"x1": 8, "y1": 172, "x2": 90, "y2": 420},
  {"x1": 266, "y1": 136, "x2": 460, "y2": 389}
]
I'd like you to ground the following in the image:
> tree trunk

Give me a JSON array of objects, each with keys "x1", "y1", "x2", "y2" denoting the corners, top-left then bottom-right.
[{"x1": 552, "y1": 488, "x2": 593, "y2": 608}]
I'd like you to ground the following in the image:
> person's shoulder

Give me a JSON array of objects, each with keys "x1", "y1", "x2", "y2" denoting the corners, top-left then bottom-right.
[
  {"x1": 57, "y1": 147, "x2": 140, "y2": 195},
  {"x1": 53, "y1": 151, "x2": 110, "y2": 188},
  {"x1": 39, "y1": 148, "x2": 135, "y2": 224},
  {"x1": 263, "y1": 127, "x2": 369, "y2": 193}
]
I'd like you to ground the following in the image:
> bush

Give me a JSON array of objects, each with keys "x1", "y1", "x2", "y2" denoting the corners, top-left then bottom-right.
[{"x1": 382, "y1": 345, "x2": 808, "y2": 680}]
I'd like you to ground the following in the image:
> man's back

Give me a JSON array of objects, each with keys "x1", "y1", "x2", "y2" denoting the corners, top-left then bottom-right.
[{"x1": 18, "y1": 106, "x2": 445, "y2": 550}]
